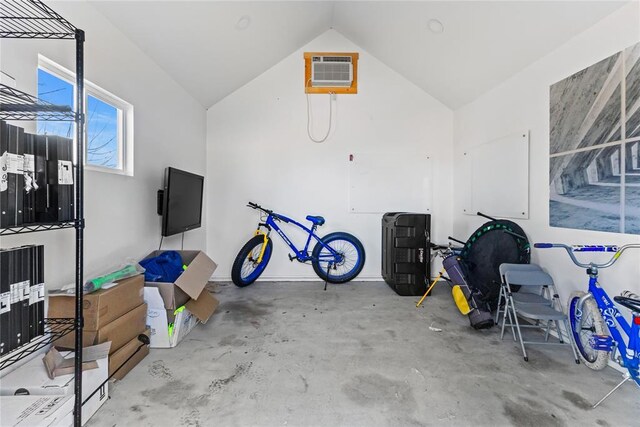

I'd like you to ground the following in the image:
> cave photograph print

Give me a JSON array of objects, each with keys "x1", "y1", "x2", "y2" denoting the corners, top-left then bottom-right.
[{"x1": 550, "y1": 41, "x2": 640, "y2": 234}]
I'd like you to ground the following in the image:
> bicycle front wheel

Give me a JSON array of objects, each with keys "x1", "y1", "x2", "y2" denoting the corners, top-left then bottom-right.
[
  {"x1": 568, "y1": 292, "x2": 609, "y2": 370},
  {"x1": 312, "y1": 232, "x2": 365, "y2": 283},
  {"x1": 231, "y1": 235, "x2": 273, "y2": 287}
]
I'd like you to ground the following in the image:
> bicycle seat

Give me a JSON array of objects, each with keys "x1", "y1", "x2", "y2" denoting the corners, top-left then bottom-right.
[
  {"x1": 306, "y1": 215, "x2": 325, "y2": 226},
  {"x1": 614, "y1": 295, "x2": 640, "y2": 313}
]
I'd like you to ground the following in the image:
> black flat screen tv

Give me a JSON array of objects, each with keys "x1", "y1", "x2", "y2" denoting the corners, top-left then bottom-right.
[{"x1": 161, "y1": 167, "x2": 204, "y2": 237}]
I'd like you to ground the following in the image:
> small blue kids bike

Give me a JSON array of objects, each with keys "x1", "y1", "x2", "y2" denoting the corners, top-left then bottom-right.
[
  {"x1": 534, "y1": 242, "x2": 640, "y2": 408},
  {"x1": 231, "y1": 202, "x2": 366, "y2": 287}
]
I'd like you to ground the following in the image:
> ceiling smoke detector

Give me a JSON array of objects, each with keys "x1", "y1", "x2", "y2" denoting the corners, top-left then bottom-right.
[
  {"x1": 236, "y1": 15, "x2": 251, "y2": 31},
  {"x1": 427, "y1": 19, "x2": 444, "y2": 34}
]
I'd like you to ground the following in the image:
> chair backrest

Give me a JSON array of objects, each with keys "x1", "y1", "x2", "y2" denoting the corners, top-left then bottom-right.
[
  {"x1": 499, "y1": 263, "x2": 553, "y2": 295},
  {"x1": 499, "y1": 263, "x2": 542, "y2": 276},
  {"x1": 504, "y1": 269, "x2": 554, "y2": 287}
]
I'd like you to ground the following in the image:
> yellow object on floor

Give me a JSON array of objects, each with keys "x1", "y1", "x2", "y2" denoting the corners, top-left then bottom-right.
[
  {"x1": 452, "y1": 285, "x2": 472, "y2": 315},
  {"x1": 416, "y1": 267, "x2": 445, "y2": 308}
]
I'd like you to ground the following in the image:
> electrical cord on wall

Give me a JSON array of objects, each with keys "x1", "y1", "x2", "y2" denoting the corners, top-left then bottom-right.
[
  {"x1": 158, "y1": 233, "x2": 184, "y2": 250},
  {"x1": 306, "y1": 79, "x2": 334, "y2": 143}
]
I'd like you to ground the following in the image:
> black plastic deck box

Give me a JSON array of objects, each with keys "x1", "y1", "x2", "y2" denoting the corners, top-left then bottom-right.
[{"x1": 382, "y1": 212, "x2": 431, "y2": 296}]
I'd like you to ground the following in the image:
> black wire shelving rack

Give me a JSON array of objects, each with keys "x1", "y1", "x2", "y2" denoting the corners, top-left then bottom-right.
[
  {"x1": 0, "y1": 2, "x2": 85, "y2": 426},
  {"x1": 0, "y1": 84, "x2": 76, "y2": 121},
  {"x1": 0, "y1": 318, "x2": 75, "y2": 371},
  {"x1": 0, "y1": 0, "x2": 76, "y2": 39},
  {"x1": 0, "y1": 221, "x2": 76, "y2": 236}
]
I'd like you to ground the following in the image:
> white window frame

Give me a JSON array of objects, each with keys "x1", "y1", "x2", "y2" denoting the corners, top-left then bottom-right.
[{"x1": 38, "y1": 55, "x2": 134, "y2": 176}]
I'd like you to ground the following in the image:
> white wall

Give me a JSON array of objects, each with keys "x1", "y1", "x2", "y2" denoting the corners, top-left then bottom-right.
[
  {"x1": 207, "y1": 30, "x2": 453, "y2": 281},
  {"x1": 0, "y1": 2, "x2": 207, "y2": 289},
  {"x1": 453, "y1": 2, "x2": 640, "y2": 301}
]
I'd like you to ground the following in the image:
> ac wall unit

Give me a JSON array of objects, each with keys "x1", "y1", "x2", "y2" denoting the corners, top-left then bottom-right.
[{"x1": 311, "y1": 56, "x2": 353, "y2": 87}]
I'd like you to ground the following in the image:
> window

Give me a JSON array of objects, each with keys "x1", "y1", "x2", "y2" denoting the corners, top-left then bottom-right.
[
  {"x1": 86, "y1": 94, "x2": 120, "y2": 169},
  {"x1": 37, "y1": 56, "x2": 133, "y2": 175},
  {"x1": 37, "y1": 68, "x2": 73, "y2": 138}
]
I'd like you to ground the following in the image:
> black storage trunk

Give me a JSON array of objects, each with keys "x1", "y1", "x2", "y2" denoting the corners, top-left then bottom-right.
[{"x1": 382, "y1": 212, "x2": 431, "y2": 296}]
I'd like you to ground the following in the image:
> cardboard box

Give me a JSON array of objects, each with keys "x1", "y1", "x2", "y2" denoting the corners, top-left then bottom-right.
[
  {"x1": 48, "y1": 274, "x2": 144, "y2": 330},
  {"x1": 94, "y1": 303, "x2": 146, "y2": 353},
  {"x1": 0, "y1": 347, "x2": 109, "y2": 426},
  {"x1": 54, "y1": 304, "x2": 147, "y2": 353},
  {"x1": 141, "y1": 250, "x2": 219, "y2": 348},
  {"x1": 0, "y1": 395, "x2": 74, "y2": 426},
  {"x1": 145, "y1": 280, "x2": 190, "y2": 310},
  {"x1": 43, "y1": 342, "x2": 110, "y2": 378},
  {"x1": 141, "y1": 251, "x2": 216, "y2": 301},
  {"x1": 145, "y1": 287, "x2": 209, "y2": 348},
  {"x1": 146, "y1": 304, "x2": 195, "y2": 348},
  {"x1": 52, "y1": 329, "x2": 98, "y2": 352},
  {"x1": 108, "y1": 328, "x2": 150, "y2": 380}
]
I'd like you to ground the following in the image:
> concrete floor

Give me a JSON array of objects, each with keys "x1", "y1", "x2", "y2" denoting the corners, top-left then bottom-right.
[{"x1": 90, "y1": 281, "x2": 639, "y2": 426}]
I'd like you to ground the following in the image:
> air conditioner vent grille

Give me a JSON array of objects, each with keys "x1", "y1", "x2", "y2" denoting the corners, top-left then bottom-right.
[{"x1": 313, "y1": 62, "x2": 351, "y2": 86}]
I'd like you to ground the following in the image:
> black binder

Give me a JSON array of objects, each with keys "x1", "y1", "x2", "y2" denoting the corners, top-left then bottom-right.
[
  {"x1": 8, "y1": 247, "x2": 22, "y2": 350},
  {"x1": 29, "y1": 246, "x2": 44, "y2": 340},
  {"x1": 8, "y1": 123, "x2": 24, "y2": 227},
  {"x1": 35, "y1": 134, "x2": 74, "y2": 222},
  {"x1": 32, "y1": 245, "x2": 44, "y2": 338},
  {"x1": 57, "y1": 135, "x2": 74, "y2": 221},
  {"x1": 28, "y1": 246, "x2": 37, "y2": 341},
  {"x1": 23, "y1": 133, "x2": 37, "y2": 224},
  {"x1": 1, "y1": 121, "x2": 25, "y2": 228},
  {"x1": 0, "y1": 248, "x2": 10, "y2": 354},
  {"x1": 19, "y1": 246, "x2": 31, "y2": 345},
  {"x1": 34, "y1": 133, "x2": 48, "y2": 220}
]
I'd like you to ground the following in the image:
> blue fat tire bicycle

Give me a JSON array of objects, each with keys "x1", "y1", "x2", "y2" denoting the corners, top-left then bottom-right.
[
  {"x1": 535, "y1": 242, "x2": 640, "y2": 408},
  {"x1": 231, "y1": 202, "x2": 366, "y2": 287}
]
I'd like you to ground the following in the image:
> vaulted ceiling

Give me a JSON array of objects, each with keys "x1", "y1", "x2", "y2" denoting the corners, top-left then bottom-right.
[{"x1": 89, "y1": 1, "x2": 628, "y2": 109}]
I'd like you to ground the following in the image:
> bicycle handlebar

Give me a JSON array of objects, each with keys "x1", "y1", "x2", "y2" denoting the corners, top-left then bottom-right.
[
  {"x1": 247, "y1": 201, "x2": 272, "y2": 214},
  {"x1": 534, "y1": 243, "x2": 640, "y2": 268},
  {"x1": 534, "y1": 243, "x2": 620, "y2": 252},
  {"x1": 246, "y1": 202, "x2": 289, "y2": 222},
  {"x1": 534, "y1": 243, "x2": 554, "y2": 249}
]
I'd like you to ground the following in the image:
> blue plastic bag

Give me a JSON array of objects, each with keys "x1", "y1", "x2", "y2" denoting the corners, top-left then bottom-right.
[{"x1": 139, "y1": 251, "x2": 184, "y2": 283}]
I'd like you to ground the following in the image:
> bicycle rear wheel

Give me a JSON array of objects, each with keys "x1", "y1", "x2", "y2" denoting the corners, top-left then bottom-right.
[
  {"x1": 312, "y1": 232, "x2": 365, "y2": 283},
  {"x1": 568, "y1": 291, "x2": 609, "y2": 370},
  {"x1": 231, "y1": 235, "x2": 273, "y2": 287}
]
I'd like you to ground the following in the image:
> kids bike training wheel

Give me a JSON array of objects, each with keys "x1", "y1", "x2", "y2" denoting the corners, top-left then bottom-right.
[
  {"x1": 311, "y1": 232, "x2": 365, "y2": 284},
  {"x1": 568, "y1": 291, "x2": 609, "y2": 370},
  {"x1": 231, "y1": 235, "x2": 273, "y2": 287}
]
